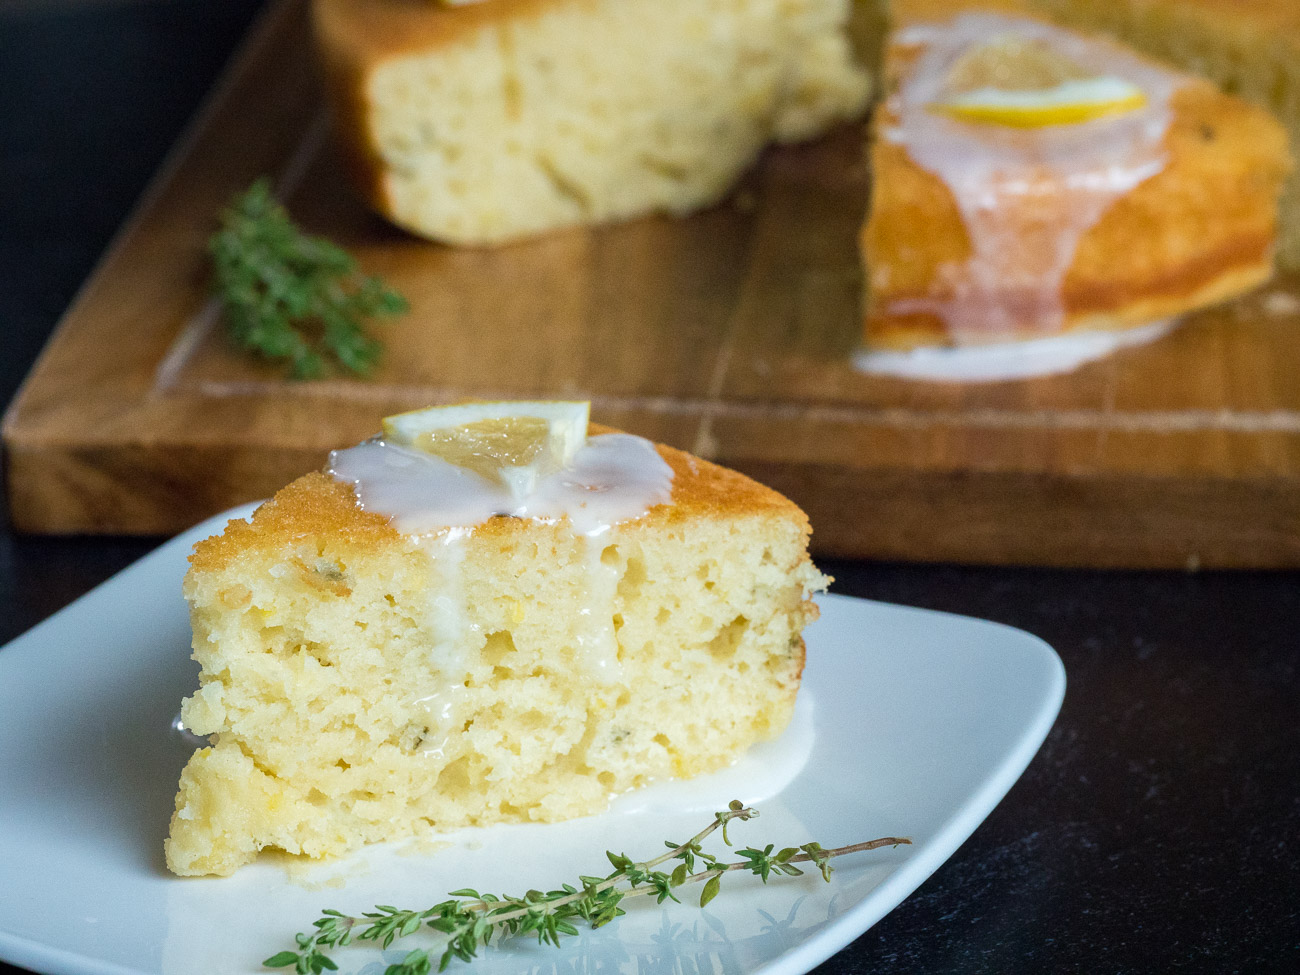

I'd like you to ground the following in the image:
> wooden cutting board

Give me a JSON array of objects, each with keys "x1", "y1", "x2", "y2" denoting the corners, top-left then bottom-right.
[{"x1": 6, "y1": 0, "x2": 1300, "y2": 567}]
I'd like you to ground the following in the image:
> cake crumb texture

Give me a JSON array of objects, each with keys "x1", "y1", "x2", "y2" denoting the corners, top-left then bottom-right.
[
  {"x1": 313, "y1": 0, "x2": 874, "y2": 244},
  {"x1": 166, "y1": 447, "x2": 827, "y2": 876}
]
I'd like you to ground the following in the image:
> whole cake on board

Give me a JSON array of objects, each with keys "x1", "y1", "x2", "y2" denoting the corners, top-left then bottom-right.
[
  {"x1": 165, "y1": 402, "x2": 828, "y2": 877},
  {"x1": 855, "y1": 0, "x2": 1291, "y2": 380},
  {"x1": 309, "y1": 0, "x2": 1293, "y2": 380}
]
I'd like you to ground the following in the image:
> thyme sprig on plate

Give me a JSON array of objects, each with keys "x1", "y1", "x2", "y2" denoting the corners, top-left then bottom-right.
[
  {"x1": 209, "y1": 178, "x2": 407, "y2": 380},
  {"x1": 264, "y1": 801, "x2": 910, "y2": 975}
]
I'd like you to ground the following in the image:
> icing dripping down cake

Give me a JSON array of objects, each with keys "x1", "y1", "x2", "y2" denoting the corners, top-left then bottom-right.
[
  {"x1": 858, "y1": 2, "x2": 1292, "y2": 380},
  {"x1": 164, "y1": 419, "x2": 828, "y2": 877}
]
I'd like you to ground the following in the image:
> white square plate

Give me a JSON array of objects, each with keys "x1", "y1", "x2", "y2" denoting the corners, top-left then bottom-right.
[{"x1": 0, "y1": 505, "x2": 1064, "y2": 975}]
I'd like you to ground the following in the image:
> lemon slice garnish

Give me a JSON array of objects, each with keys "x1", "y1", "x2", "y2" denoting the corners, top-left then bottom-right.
[
  {"x1": 934, "y1": 77, "x2": 1146, "y2": 127},
  {"x1": 932, "y1": 34, "x2": 1146, "y2": 128},
  {"x1": 382, "y1": 401, "x2": 590, "y2": 499}
]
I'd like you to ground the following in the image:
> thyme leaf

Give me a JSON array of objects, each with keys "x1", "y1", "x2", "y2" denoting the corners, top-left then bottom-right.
[{"x1": 210, "y1": 178, "x2": 407, "y2": 380}]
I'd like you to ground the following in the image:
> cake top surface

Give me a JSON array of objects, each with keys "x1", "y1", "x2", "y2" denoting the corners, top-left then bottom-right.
[
  {"x1": 313, "y1": 0, "x2": 579, "y2": 64},
  {"x1": 1118, "y1": 0, "x2": 1300, "y2": 35},
  {"x1": 894, "y1": 0, "x2": 1033, "y2": 22},
  {"x1": 189, "y1": 427, "x2": 808, "y2": 572},
  {"x1": 902, "y1": 0, "x2": 1300, "y2": 33}
]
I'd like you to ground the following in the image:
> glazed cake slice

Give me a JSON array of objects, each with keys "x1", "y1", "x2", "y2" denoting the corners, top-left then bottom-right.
[
  {"x1": 858, "y1": 2, "x2": 1291, "y2": 379},
  {"x1": 311, "y1": 0, "x2": 876, "y2": 244},
  {"x1": 165, "y1": 422, "x2": 827, "y2": 877}
]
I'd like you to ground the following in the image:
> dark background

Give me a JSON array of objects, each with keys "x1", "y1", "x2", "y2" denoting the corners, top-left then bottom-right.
[{"x1": 1, "y1": 1, "x2": 1297, "y2": 972}]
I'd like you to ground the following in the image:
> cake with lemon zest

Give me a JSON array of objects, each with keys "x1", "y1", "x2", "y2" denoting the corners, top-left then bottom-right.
[
  {"x1": 857, "y1": 1, "x2": 1291, "y2": 380},
  {"x1": 310, "y1": 0, "x2": 876, "y2": 245},
  {"x1": 165, "y1": 404, "x2": 827, "y2": 877}
]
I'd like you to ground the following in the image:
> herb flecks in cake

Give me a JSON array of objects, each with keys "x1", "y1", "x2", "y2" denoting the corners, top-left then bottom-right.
[{"x1": 311, "y1": 0, "x2": 873, "y2": 245}]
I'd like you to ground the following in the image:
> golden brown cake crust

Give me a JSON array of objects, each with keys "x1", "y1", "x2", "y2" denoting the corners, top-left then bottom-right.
[
  {"x1": 312, "y1": 0, "x2": 553, "y2": 219},
  {"x1": 862, "y1": 11, "x2": 1293, "y2": 349},
  {"x1": 894, "y1": 0, "x2": 1031, "y2": 18},
  {"x1": 313, "y1": 0, "x2": 564, "y2": 65},
  {"x1": 902, "y1": 0, "x2": 1300, "y2": 37},
  {"x1": 1090, "y1": 0, "x2": 1300, "y2": 38},
  {"x1": 189, "y1": 427, "x2": 809, "y2": 573}
]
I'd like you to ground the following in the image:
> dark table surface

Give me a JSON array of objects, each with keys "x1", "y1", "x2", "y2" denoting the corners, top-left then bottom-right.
[{"x1": 2, "y1": 1, "x2": 1297, "y2": 972}]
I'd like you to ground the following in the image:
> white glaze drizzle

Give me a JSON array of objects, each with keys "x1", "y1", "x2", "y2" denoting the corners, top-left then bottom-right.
[
  {"x1": 328, "y1": 433, "x2": 673, "y2": 535},
  {"x1": 328, "y1": 433, "x2": 673, "y2": 687},
  {"x1": 882, "y1": 14, "x2": 1185, "y2": 343},
  {"x1": 577, "y1": 541, "x2": 623, "y2": 683},
  {"x1": 411, "y1": 688, "x2": 460, "y2": 761},
  {"x1": 419, "y1": 528, "x2": 471, "y2": 679}
]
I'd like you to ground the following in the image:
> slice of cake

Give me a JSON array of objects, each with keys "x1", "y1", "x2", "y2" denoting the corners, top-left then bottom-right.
[
  {"x1": 857, "y1": 2, "x2": 1292, "y2": 380},
  {"x1": 1032, "y1": 0, "x2": 1300, "y2": 272},
  {"x1": 165, "y1": 403, "x2": 828, "y2": 877},
  {"x1": 311, "y1": 0, "x2": 876, "y2": 245}
]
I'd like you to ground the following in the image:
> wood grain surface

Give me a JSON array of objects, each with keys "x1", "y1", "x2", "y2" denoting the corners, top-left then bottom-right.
[{"x1": 5, "y1": 0, "x2": 1300, "y2": 567}]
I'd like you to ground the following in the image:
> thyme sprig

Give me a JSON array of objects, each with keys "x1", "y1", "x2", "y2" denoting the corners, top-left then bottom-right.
[
  {"x1": 209, "y1": 178, "x2": 407, "y2": 380},
  {"x1": 264, "y1": 801, "x2": 910, "y2": 975}
]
